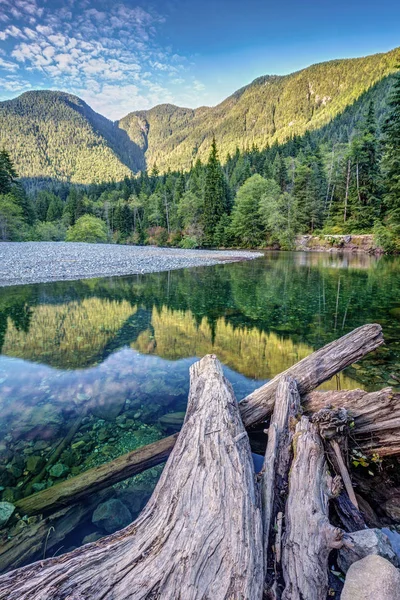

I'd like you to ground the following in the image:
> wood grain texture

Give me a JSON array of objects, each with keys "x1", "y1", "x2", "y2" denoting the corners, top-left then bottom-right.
[
  {"x1": 261, "y1": 375, "x2": 300, "y2": 585},
  {"x1": 239, "y1": 323, "x2": 384, "y2": 427},
  {"x1": 281, "y1": 416, "x2": 344, "y2": 600},
  {"x1": 304, "y1": 387, "x2": 400, "y2": 455},
  {"x1": 0, "y1": 355, "x2": 263, "y2": 600}
]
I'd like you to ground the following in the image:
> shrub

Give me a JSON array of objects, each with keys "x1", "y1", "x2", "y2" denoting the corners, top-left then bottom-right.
[
  {"x1": 34, "y1": 220, "x2": 67, "y2": 241},
  {"x1": 146, "y1": 226, "x2": 168, "y2": 247},
  {"x1": 66, "y1": 215, "x2": 108, "y2": 243}
]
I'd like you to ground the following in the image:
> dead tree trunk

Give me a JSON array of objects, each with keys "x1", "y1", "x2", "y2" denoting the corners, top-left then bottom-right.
[
  {"x1": 261, "y1": 375, "x2": 300, "y2": 592},
  {"x1": 240, "y1": 323, "x2": 383, "y2": 427},
  {"x1": 0, "y1": 355, "x2": 264, "y2": 600},
  {"x1": 281, "y1": 417, "x2": 344, "y2": 600},
  {"x1": 303, "y1": 388, "x2": 400, "y2": 456}
]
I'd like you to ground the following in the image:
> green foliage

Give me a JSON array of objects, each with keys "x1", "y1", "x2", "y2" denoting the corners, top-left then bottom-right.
[
  {"x1": 33, "y1": 220, "x2": 67, "y2": 241},
  {"x1": 66, "y1": 215, "x2": 108, "y2": 243},
  {"x1": 0, "y1": 193, "x2": 24, "y2": 240},
  {"x1": 231, "y1": 175, "x2": 270, "y2": 247},
  {"x1": 203, "y1": 138, "x2": 227, "y2": 245},
  {"x1": 382, "y1": 70, "x2": 400, "y2": 225}
]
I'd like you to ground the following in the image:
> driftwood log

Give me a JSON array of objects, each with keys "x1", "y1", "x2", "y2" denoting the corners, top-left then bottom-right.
[
  {"x1": 0, "y1": 355, "x2": 264, "y2": 600},
  {"x1": 16, "y1": 434, "x2": 178, "y2": 516},
  {"x1": 304, "y1": 388, "x2": 400, "y2": 456},
  {"x1": 14, "y1": 326, "x2": 387, "y2": 520},
  {"x1": 240, "y1": 323, "x2": 383, "y2": 427},
  {"x1": 261, "y1": 375, "x2": 300, "y2": 593},
  {"x1": 281, "y1": 416, "x2": 345, "y2": 600}
]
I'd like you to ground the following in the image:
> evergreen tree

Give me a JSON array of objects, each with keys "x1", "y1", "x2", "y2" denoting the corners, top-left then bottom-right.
[
  {"x1": 382, "y1": 71, "x2": 400, "y2": 224},
  {"x1": 273, "y1": 153, "x2": 289, "y2": 192},
  {"x1": 0, "y1": 150, "x2": 17, "y2": 194},
  {"x1": 46, "y1": 195, "x2": 64, "y2": 222},
  {"x1": 348, "y1": 101, "x2": 381, "y2": 229},
  {"x1": 203, "y1": 138, "x2": 227, "y2": 245}
]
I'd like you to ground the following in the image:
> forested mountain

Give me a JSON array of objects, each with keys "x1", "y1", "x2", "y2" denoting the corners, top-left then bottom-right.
[
  {"x1": 1, "y1": 47, "x2": 400, "y2": 183},
  {"x1": 0, "y1": 91, "x2": 144, "y2": 185},
  {"x1": 119, "y1": 47, "x2": 400, "y2": 171}
]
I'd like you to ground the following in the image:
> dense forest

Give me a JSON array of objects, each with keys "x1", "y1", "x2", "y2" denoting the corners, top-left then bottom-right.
[{"x1": 1, "y1": 70, "x2": 399, "y2": 252}]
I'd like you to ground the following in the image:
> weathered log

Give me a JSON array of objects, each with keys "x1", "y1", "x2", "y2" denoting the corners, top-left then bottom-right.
[
  {"x1": 0, "y1": 355, "x2": 264, "y2": 600},
  {"x1": 240, "y1": 323, "x2": 383, "y2": 427},
  {"x1": 261, "y1": 375, "x2": 300, "y2": 589},
  {"x1": 15, "y1": 434, "x2": 178, "y2": 516},
  {"x1": 304, "y1": 388, "x2": 400, "y2": 456},
  {"x1": 281, "y1": 416, "x2": 345, "y2": 600}
]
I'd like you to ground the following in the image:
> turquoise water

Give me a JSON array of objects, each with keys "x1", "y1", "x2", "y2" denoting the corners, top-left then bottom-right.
[{"x1": 0, "y1": 251, "x2": 399, "y2": 564}]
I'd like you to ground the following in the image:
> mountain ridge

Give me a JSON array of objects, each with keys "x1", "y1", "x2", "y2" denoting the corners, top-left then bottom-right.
[{"x1": 1, "y1": 46, "x2": 399, "y2": 183}]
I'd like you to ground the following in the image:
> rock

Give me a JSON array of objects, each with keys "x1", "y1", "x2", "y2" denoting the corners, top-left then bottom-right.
[
  {"x1": 92, "y1": 499, "x2": 132, "y2": 534},
  {"x1": 383, "y1": 495, "x2": 400, "y2": 521},
  {"x1": 26, "y1": 455, "x2": 45, "y2": 474},
  {"x1": 158, "y1": 411, "x2": 186, "y2": 431},
  {"x1": 341, "y1": 555, "x2": 400, "y2": 600},
  {"x1": 71, "y1": 440, "x2": 85, "y2": 450},
  {"x1": 32, "y1": 482, "x2": 47, "y2": 493},
  {"x1": 82, "y1": 532, "x2": 104, "y2": 545},
  {"x1": 0, "y1": 502, "x2": 15, "y2": 528},
  {"x1": 92, "y1": 395, "x2": 126, "y2": 421},
  {"x1": 49, "y1": 463, "x2": 70, "y2": 478},
  {"x1": 338, "y1": 529, "x2": 399, "y2": 573},
  {"x1": 33, "y1": 440, "x2": 49, "y2": 452}
]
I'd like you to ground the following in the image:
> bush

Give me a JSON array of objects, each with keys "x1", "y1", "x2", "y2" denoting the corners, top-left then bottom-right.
[
  {"x1": 146, "y1": 226, "x2": 168, "y2": 247},
  {"x1": 180, "y1": 235, "x2": 198, "y2": 249},
  {"x1": 373, "y1": 222, "x2": 400, "y2": 253},
  {"x1": 66, "y1": 215, "x2": 108, "y2": 243},
  {"x1": 34, "y1": 220, "x2": 66, "y2": 241}
]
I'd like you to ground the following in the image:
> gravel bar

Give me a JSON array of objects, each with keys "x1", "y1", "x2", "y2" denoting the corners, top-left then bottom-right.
[{"x1": 0, "y1": 242, "x2": 263, "y2": 287}]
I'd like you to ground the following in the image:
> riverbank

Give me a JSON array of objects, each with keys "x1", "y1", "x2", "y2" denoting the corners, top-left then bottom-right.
[
  {"x1": 0, "y1": 242, "x2": 262, "y2": 287},
  {"x1": 295, "y1": 234, "x2": 382, "y2": 254}
]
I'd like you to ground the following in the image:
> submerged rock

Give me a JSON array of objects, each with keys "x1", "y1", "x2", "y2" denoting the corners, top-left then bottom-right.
[
  {"x1": 338, "y1": 529, "x2": 399, "y2": 573},
  {"x1": 0, "y1": 501, "x2": 15, "y2": 528},
  {"x1": 92, "y1": 499, "x2": 132, "y2": 534},
  {"x1": 159, "y1": 412, "x2": 186, "y2": 431},
  {"x1": 341, "y1": 555, "x2": 400, "y2": 600},
  {"x1": 82, "y1": 532, "x2": 104, "y2": 545},
  {"x1": 26, "y1": 455, "x2": 45, "y2": 474},
  {"x1": 49, "y1": 463, "x2": 70, "y2": 478}
]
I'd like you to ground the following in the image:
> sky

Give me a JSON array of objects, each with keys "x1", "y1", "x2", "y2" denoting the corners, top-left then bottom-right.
[{"x1": 0, "y1": 0, "x2": 399, "y2": 120}]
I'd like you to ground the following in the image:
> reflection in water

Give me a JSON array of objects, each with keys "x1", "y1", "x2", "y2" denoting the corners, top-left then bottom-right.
[{"x1": 0, "y1": 251, "x2": 399, "y2": 561}]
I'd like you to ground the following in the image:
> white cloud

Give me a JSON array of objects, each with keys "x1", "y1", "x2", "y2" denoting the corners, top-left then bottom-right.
[{"x1": 0, "y1": 0, "x2": 209, "y2": 117}]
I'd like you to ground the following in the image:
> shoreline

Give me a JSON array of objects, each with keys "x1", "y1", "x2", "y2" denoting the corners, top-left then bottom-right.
[{"x1": 0, "y1": 242, "x2": 263, "y2": 288}]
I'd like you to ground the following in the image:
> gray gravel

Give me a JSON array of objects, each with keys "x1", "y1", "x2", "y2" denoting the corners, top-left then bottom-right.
[{"x1": 0, "y1": 242, "x2": 263, "y2": 287}]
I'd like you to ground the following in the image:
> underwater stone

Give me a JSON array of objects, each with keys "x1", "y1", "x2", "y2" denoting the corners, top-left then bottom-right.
[
  {"x1": 92, "y1": 499, "x2": 132, "y2": 534},
  {"x1": 49, "y1": 463, "x2": 70, "y2": 478},
  {"x1": 32, "y1": 483, "x2": 47, "y2": 493},
  {"x1": 26, "y1": 455, "x2": 45, "y2": 474},
  {"x1": 0, "y1": 501, "x2": 15, "y2": 528}
]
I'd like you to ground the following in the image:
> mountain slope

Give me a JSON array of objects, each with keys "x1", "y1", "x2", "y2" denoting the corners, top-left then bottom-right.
[
  {"x1": 0, "y1": 91, "x2": 144, "y2": 185},
  {"x1": 1, "y1": 47, "x2": 400, "y2": 182},
  {"x1": 119, "y1": 47, "x2": 400, "y2": 171}
]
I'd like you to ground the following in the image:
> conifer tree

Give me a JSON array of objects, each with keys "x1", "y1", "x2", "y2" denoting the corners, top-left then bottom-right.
[
  {"x1": 382, "y1": 71, "x2": 400, "y2": 224},
  {"x1": 203, "y1": 138, "x2": 227, "y2": 245}
]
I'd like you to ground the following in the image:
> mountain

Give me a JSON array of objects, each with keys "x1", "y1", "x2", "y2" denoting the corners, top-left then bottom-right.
[
  {"x1": 118, "y1": 47, "x2": 400, "y2": 171},
  {"x1": 1, "y1": 46, "x2": 400, "y2": 182},
  {"x1": 0, "y1": 91, "x2": 144, "y2": 185}
]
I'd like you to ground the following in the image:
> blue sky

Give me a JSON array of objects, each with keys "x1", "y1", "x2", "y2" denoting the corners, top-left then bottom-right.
[{"x1": 0, "y1": 0, "x2": 399, "y2": 120}]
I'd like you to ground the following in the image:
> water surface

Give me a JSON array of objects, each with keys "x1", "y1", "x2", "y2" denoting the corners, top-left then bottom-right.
[{"x1": 1, "y1": 251, "x2": 399, "y2": 558}]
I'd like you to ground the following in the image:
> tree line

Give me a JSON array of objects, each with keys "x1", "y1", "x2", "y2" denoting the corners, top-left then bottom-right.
[{"x1": 1, "y1": 71, "x2": 399, "y2": 251}]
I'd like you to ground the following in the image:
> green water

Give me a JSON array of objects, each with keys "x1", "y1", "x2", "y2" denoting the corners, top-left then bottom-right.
[{"x1": 0, "y1": 251, "x2": 399, "y2": 559}]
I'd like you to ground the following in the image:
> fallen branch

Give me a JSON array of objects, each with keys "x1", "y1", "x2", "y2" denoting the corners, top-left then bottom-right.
[
  {"x1": 0, "y1": 355, "x2": 264, "y2": 599},
  {"x1": 240, "y1": 324, "x2": 384, "y2": 427}
]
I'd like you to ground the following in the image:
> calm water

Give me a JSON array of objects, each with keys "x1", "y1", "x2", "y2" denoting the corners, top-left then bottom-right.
[{"x1": 1, "y1": 251, "x2": 399, "y2": 559}]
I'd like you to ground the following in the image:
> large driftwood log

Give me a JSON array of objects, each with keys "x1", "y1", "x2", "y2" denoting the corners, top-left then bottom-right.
[
  {"x1": 0, "y1": 355, "x2": 264, "y2": 600},
  {"x1": 261, "y1": 375, "x2": 300, "y2": 589},
  {"x1": 304, "y1": 388, "x2": 400, "y2": 456},
  {"x1": 240, "y1": 323, "x2": 383, "y2": 427},
  {"x1": 16, "y1": 434, "x2": 178, "y2": 516},
  {"x1": 281, "y1": 416, "x2": 345, "y2": 600}
]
